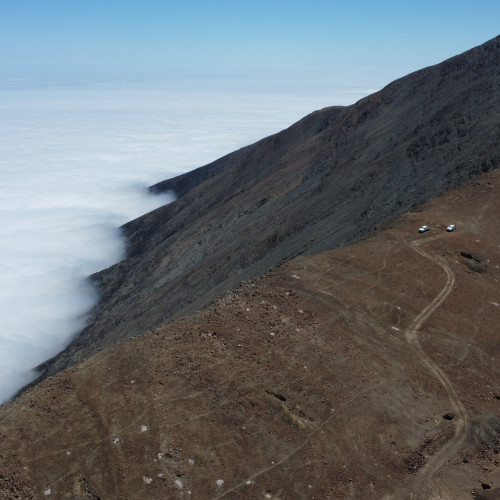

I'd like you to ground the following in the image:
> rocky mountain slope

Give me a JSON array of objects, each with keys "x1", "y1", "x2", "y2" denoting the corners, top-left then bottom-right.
[
  {"x1": 2, "y1": 169, "x2": 500, "y2": 499},
  {"x1": 32, "y1": 34, "x2": 500, "y2": 383}
]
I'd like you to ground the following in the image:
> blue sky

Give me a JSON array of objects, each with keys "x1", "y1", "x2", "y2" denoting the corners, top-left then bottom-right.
[{"x1": 1, "y1": 1, "x2": 499, "y2": 74}]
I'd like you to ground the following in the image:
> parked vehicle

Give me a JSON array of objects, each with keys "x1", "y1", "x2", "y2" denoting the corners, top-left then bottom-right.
[
  {"x1": 419, "y1": 225, "x2": 430, "y2": 233},
  {"x1": 446, "y1": 224, "x2": 457, "y2": 232}
]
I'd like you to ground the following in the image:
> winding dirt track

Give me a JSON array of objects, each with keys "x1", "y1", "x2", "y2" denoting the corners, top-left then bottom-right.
[{"x1": 407, "y1": 237, "x2": 469, "y2": 499}]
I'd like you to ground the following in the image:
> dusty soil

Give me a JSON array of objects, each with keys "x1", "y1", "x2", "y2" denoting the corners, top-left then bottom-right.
[{"x1": 1, "y1": 171, "x2": 500, "y2": 499}]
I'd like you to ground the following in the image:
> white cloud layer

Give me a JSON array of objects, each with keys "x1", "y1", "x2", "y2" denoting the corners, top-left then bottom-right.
[{"x1": 0, "y1": 68, "x2": 377, "y2": 403}]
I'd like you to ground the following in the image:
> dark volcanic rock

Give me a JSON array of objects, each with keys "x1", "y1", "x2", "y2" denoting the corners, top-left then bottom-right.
[{"x1": 35, "y1": 35, "x2": 500, "y2": 381}]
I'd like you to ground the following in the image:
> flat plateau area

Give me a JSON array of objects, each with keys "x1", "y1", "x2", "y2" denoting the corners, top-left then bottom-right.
[{"x1": 1, "y1": 170, "x2": 500, "y2": 499}]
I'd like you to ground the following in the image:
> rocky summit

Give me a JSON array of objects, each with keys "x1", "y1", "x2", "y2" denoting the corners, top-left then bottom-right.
[{"x1": 1, "y1": 35, "x2": 500, "y2": 499}]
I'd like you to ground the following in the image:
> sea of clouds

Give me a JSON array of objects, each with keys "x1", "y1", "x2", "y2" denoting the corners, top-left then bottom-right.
[{"x1": 0, "y1": 67, "x2": 384, "y2": 403}]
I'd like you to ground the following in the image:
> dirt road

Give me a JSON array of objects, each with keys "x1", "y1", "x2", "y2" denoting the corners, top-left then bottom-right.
[{"x1": 408, "y1": 237, "x2": 468, "y2": 499}]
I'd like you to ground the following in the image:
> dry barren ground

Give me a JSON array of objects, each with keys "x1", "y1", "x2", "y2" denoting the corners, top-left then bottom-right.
[{"x1": 1, "y1": 171, "x2": 500, "y2": 499}]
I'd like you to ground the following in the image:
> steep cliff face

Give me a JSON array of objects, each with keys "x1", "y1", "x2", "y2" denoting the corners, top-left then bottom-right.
[{"x1": 36, "y1": 35, "x2": 500, "y2": 381}]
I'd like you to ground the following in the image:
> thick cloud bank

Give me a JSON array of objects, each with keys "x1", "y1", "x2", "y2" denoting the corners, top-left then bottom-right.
[{"x1": 0, "y1": 67, "x2": 380, "y2": 403}]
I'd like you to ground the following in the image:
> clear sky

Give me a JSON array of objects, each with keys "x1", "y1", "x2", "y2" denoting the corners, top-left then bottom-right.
[{"x1": 1, "y1": 0, "x2": 499, "y2": 75}]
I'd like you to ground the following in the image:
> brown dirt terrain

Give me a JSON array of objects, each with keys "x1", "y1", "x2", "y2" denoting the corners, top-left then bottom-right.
[{"x1": 1, "y1": 170, "x2": 500, "y2": 499}]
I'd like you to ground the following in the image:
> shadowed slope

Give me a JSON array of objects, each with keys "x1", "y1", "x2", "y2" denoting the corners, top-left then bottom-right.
[{"x1": 36, "y1": 35, "x2": 500, "y2": 381}]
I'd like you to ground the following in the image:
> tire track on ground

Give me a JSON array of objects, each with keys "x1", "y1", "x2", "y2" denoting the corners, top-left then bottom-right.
[{"x1": 407, "y1": 238, "x2": 468, "y2": 499}]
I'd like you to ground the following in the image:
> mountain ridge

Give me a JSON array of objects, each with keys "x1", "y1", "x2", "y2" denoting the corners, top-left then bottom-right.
[{"x1": 34, "y1": 34, "x2": 500, "y2": 383}]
